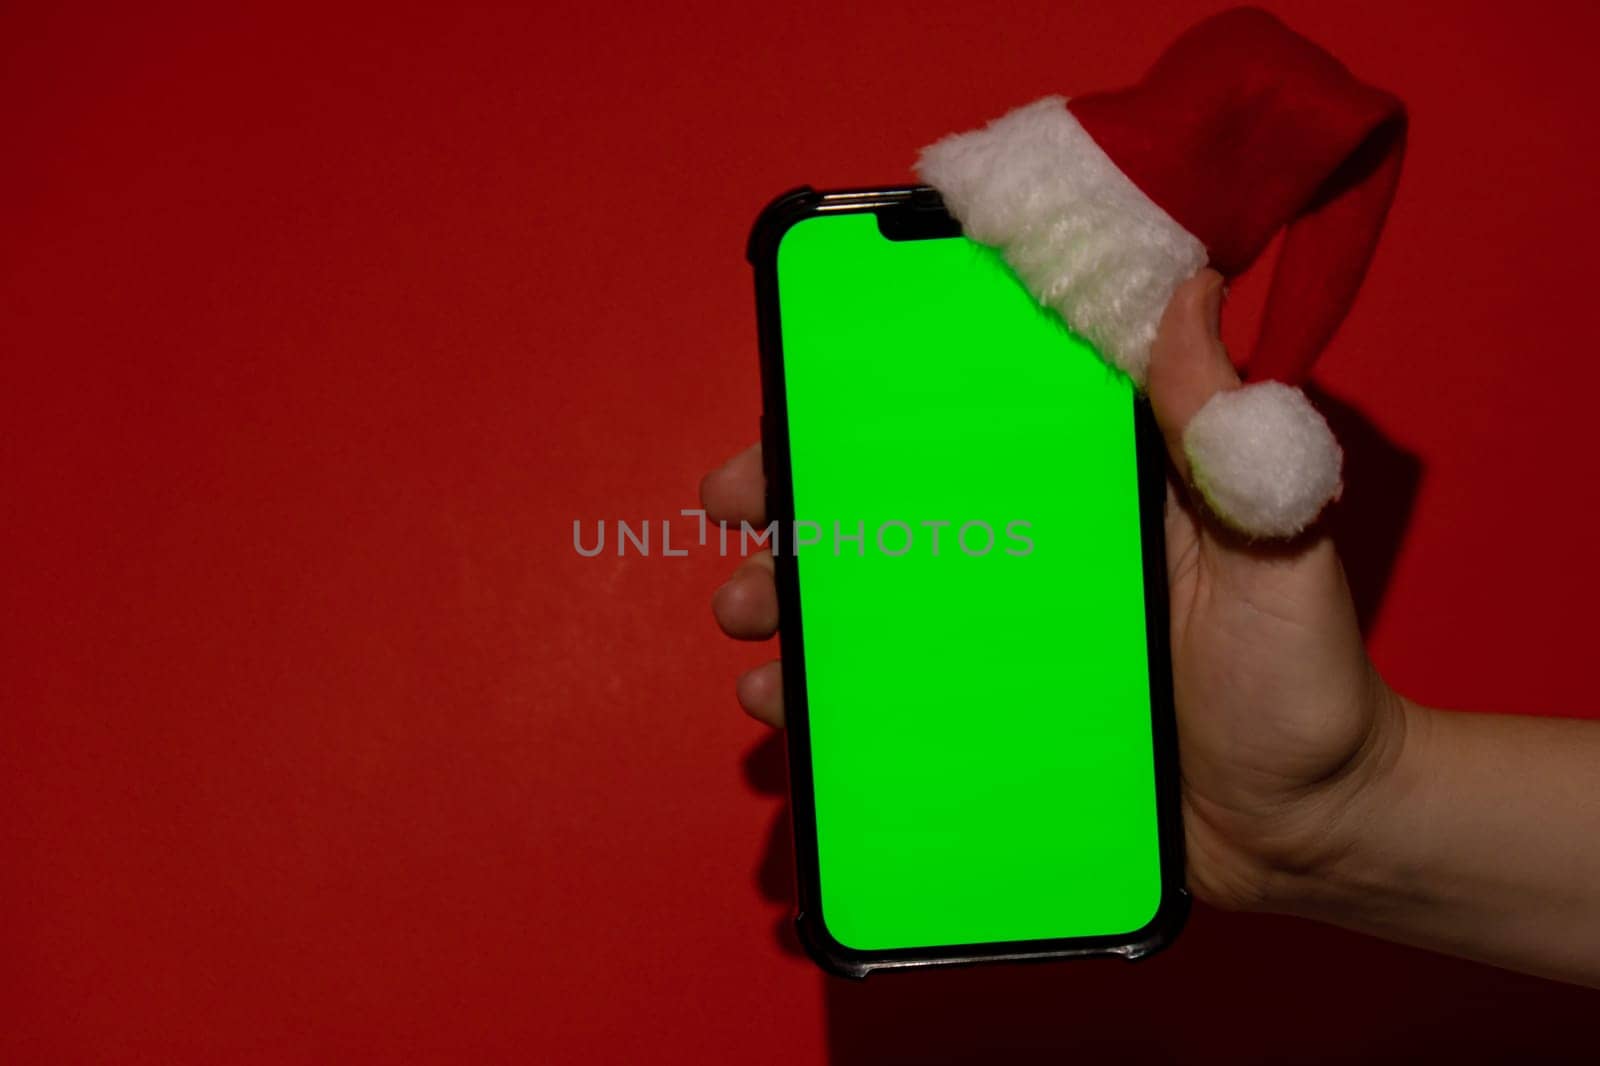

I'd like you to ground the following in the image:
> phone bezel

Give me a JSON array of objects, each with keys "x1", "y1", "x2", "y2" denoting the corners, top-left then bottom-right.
[{"x1": 746, "y1": 185, "x2": 1189, "y2": 978}]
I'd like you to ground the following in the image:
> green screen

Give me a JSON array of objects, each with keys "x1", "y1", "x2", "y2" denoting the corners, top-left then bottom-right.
[{"x1": 775, "y1": 210, "x2": 1163, "y2": 952}]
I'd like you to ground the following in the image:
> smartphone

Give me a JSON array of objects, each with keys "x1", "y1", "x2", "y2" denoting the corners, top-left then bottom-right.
[{"x1": 745, "y1": 186, "x2": 1186, "y2": 978}]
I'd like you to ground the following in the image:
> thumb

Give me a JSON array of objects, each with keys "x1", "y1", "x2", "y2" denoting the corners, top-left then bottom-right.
[{"x1": 1146, "y1": 269, "x2": 1238, "y2": 484}]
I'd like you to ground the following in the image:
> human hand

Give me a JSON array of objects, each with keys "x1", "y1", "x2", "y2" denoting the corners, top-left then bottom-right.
[{"x1": 700, "y1": 270, "x2": 1408, "y2": 912}]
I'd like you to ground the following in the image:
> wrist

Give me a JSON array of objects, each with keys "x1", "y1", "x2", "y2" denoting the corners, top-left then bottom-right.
[{"x1": 1255, "y1": 674, "x2": 1433, "y2": 918}]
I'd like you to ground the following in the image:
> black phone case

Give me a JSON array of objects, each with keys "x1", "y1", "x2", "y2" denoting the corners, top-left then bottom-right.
[{"x1": 746, "y1": 185, "x2": 1189, "y2": 979}]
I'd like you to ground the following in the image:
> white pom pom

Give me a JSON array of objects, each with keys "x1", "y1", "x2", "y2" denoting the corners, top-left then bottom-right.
[{"x1": 1182, "y1": 382, "x2": 1343, "y2": 538}]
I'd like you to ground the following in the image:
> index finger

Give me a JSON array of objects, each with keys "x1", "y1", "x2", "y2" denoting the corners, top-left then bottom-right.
[{"x1": 699, "y1": 443, "x2": 766, "y2": 525}]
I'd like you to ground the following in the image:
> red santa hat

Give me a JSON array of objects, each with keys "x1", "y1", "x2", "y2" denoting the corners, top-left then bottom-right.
[{"x1": 916, "y1": 6, "x2": 1406, "y2": 537}]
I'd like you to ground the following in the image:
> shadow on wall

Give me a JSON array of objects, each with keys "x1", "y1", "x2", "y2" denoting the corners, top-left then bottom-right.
[
  {"x1": 743, "y1": 391, "x2": 1594, "y2": 1062},
  {"x1": 1308, "y1": 384, "x2": 1423, "y2": 637}
]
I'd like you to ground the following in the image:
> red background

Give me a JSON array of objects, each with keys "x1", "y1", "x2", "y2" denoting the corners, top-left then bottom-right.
[{"x1": 3, "y1": 1, "x2": 1598, "y2": 1061}]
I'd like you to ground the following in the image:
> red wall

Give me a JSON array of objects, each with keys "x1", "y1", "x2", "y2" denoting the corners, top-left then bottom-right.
[{"x1": 3, "y1": 2, "x2": 1597, "y2": 1061}]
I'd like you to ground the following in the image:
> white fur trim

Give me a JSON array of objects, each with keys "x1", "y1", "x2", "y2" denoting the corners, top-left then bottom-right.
[
  {"x1": 1183, "y1": 383, "x2": 1343, "y2": 538},
  {"x1": 915, "y1": 96, "x2": 1208, "y2": 385}
]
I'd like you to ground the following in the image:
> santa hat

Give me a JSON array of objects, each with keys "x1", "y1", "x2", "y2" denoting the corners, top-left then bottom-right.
[{"x1": 915, "y1": 7, "x2": 1406, "y2": 537}]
